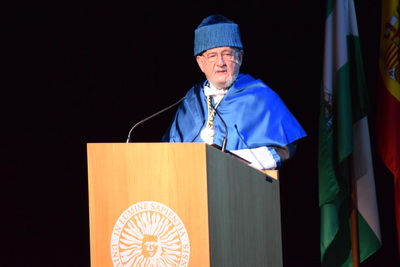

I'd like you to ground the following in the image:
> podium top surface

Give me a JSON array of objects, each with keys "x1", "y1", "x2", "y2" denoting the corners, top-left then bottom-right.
[{"x1": 87, "y1": 142, "x2": 278, "y2": 180}]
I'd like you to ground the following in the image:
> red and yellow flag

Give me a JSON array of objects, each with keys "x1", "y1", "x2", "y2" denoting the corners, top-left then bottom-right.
[{"x1": 376, "y1": 0, "x2": 400, "y2": 255}]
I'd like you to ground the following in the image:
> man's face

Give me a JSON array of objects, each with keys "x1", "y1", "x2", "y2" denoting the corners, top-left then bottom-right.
[
  {"x1": 142, "y1": 235, "x2": 159, "y2": 257},
  {"x1": 196, "y1": 46, "x2": 243, "y2": 90}
]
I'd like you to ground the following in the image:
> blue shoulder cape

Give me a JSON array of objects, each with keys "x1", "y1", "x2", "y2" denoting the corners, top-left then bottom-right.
[{"x1": 162, "y1": 74, "x2": 307, "y2": 150}]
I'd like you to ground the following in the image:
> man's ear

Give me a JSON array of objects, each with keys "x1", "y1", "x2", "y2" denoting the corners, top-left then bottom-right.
[
  {"x1": 237, "y1": 50, "x2": 244, "y2": 66},
  {"x1": 196, "y1": 55, "x2": 205, "y2": 73}
]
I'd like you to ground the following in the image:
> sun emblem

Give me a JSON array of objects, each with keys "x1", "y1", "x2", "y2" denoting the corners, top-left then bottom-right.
[{"x1": 110, "y1": 201, "x2": 190, "y2": 267}]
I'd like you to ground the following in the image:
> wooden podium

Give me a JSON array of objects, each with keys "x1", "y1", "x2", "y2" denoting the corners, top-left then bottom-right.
[{"x1": 87, "y1": 143, "x2": 282, "y2": 267}]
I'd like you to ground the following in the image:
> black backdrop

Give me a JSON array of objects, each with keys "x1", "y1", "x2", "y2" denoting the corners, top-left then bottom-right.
[{"x1": 4, "y1": 1, "x2": 399, "y2": 266}]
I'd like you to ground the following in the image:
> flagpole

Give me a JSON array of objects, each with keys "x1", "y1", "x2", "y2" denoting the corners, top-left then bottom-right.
[{"x1": 350, "y1": 155, "x2": 360, "y2": 266}]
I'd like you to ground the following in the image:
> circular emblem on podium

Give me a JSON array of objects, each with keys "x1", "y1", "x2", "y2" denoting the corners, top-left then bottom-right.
[{"x1": 110, "y1": 201, "x2": 190, "y2": 266}]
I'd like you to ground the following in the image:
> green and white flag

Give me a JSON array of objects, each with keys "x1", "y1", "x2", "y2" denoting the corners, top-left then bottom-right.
[{"x1": 319, "y1": 0, "x2": 382, "y2": 265}]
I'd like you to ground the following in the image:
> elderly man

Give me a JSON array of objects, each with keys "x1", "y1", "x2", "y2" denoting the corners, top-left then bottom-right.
[{"x1": 162, "y1": 14, "x2": 306, "y2": 170}]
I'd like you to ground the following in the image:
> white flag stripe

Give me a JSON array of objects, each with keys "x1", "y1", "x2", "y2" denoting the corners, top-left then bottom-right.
[
  {"x1": 324, "y1": 1, "x2": 352, "y2": 96},
  {"x1": 353, "y1": 117, "x2": 382, "y2": 241}
]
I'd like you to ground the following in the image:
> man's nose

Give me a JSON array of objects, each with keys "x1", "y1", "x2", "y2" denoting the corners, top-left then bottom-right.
[{"x1": 216, "y1": 54, "x2": 226, "y2": 65}]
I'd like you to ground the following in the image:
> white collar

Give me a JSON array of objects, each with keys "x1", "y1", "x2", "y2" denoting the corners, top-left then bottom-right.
[{"x1": 203, "y1": 82, "x2": 228, "y2": 97}]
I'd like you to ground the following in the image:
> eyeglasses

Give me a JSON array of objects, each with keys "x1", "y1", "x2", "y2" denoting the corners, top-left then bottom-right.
[{"x1": 202, "y1": 50, "x2": 238, "y2": 63}]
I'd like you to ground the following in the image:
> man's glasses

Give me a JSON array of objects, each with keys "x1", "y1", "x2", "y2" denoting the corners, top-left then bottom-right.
[{"x1": 202, "y1": 50, "x2": 238, "y2": 63}]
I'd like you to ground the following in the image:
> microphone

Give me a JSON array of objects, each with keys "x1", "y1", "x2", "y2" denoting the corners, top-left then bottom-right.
[
  {"x1": 209, "y1": 102, "x2": 228, "y2": 152},
  {"x1": 126, "y1": 96, "x2": 186, "y2": 143},
  {"x1": 209, "y1": 103, "x2": 251, "y2": 165}
]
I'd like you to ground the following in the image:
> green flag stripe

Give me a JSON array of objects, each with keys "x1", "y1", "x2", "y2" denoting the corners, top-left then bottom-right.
[{"x1": 326, "y1": 0, "x2": 335, "y2": 18}]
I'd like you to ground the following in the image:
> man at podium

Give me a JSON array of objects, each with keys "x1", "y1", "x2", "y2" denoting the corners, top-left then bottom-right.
[{"x1": 162, "y1": 14, "x2": 307, "y2": 170}]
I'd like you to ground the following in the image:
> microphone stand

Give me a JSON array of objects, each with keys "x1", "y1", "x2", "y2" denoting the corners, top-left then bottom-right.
[
  {"x1": 126, "y1": 96, "x2": 186, "y2": 143},
  {"x1": 209, "y1": 101, "x2": 251, "y2": 165}
]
